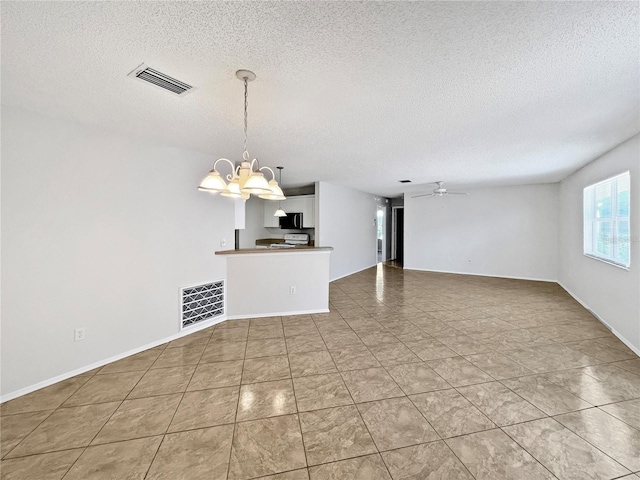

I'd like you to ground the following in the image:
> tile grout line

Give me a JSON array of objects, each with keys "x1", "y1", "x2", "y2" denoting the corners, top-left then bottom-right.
[
  {"x1": 595, "y1": 404, "x2": 640, "y2": 430},
  {"x1": 350, "y1": 319, "x2": 454, "y2": 449},
  {"x1": 323, "y1": 309, "x2": 396, "y2": 479},
  {"x1": 1, "y1": 409, "x2": 58, "y2": 461},
  {"x1": 549, "y1": 411, "x2": 638, "y2": 474},
  {"x1": 339, "y1": 278, "x2": 625, "y2": 479},
  {"x1": 3, "y1": 357, "x2": 158, "y2": 466},
  {"x1": 226, "y1": 319, "x2": 251, "y2": 480},
  {"x1": 497, "y1": 422, "x2": 574, "y2": 480},
  {"x1": 90, "y1": 339, "x2": 206, "y2": 476},
  {"x1": 141, "y1": 330, "x2": 212, "y2": 479},
  {"x1": 283, "y1": 317, "x2": 311, "y2": 476}
]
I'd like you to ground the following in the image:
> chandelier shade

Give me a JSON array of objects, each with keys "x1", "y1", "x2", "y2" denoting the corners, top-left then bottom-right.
[
  {"x1": 259, "y1": 180, "x2": 285, "y2": 200},
  {"x1": 198, "y1": 170, "x2": 227, "y2": 192},
  {"x1": 220, "y1": 177, "x2": 243, "y2": 198},
  {"x1": 242, "y1": 172, "x2": 272, "y2": 194}
]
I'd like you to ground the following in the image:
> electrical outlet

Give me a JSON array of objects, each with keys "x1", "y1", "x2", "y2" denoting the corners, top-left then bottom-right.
[
  {"x1": 74, "y1": 328, "x2": 86, "y2": 342},
  {"x1": 220, "y1": 238, "x2": 227, "y2": 247},
  {"x1": 290, "y1": 286, "x2": 296, "y2": 295}
]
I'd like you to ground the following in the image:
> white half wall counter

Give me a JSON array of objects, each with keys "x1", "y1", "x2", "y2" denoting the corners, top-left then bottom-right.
[{"x1": 217, "y1": 247, "x2": 333, "y2": 318}]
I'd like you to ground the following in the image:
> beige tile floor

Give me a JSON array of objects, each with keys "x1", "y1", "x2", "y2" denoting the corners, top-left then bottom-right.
[{"x1": 2, "y1": 264, "x2": 640, "y2": 479}]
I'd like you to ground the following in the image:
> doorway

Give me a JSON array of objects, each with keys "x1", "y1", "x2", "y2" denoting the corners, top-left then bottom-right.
[
  {"x1": 377, "y1": 207, "x2": 385, "y2": 263},
  {"x1": 392, "y1": 206, "x2": 404, "y2": 265}
]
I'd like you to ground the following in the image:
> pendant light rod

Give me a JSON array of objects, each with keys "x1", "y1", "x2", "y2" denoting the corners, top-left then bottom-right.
[
  {"x1": 274, "y1": 166, "x2": 287, "y2": 217},
  {"x1": 277, "y1": 166, "x2": 284, "y2": 208}
]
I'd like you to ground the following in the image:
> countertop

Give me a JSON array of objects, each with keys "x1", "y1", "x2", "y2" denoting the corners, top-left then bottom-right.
[{"x1": 215, "y1": 246, "x2": 333, "y2": 255}]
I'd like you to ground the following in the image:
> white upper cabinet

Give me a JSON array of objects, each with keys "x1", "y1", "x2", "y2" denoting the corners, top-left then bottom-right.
[
  {"x1": 286, "y1": 197, "x2": 303, "y2": 214},
  {"x1": 263, "y1": 195, "x2": 315, "y2": 228},
  {"x1": 300, "y1": 195, "x2": 315, "y2": 228}
]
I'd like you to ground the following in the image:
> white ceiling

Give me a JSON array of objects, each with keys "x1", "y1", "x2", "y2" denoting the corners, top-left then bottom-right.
[{"x1": 2, "y1": 1, "x2": 638, "y2": 197}]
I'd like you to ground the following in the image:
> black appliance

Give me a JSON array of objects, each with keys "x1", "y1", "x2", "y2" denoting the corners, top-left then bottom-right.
[{"x1": 279, "y1": 212, "x2": 303, "y2": 229}]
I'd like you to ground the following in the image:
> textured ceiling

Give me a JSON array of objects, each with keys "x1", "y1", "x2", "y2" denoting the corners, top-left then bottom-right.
[{"x1": 2, "y1": 1, "x2": 638, "y2": 197}]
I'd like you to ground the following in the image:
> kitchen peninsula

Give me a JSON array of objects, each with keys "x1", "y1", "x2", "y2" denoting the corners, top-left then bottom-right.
[{"x1": 216, "y1": 246, "x2": 333, "y2": 319}]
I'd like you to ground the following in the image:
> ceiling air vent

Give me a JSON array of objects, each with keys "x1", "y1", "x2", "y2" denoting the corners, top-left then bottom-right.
[{"x1": 127, "y1": 63, "x2": 195, "y2": 97}]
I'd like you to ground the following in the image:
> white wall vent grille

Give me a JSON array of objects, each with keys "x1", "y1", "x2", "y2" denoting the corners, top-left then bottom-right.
[
  {"x1": 128, "y1": 63, "x2": 195, "y2": 96},
  {"x1": 181, "y1": 281, "x2": 224, "y2": 329}
]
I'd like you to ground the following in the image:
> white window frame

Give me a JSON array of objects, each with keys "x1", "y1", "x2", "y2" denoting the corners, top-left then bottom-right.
[{"x1": 583, "y1": 171, "x2": 631, "y2": 269}]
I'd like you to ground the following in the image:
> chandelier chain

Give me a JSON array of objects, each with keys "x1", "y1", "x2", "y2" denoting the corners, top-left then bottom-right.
[{"x1": 243, "y1": 77, "x2": 249, "y2": 160}]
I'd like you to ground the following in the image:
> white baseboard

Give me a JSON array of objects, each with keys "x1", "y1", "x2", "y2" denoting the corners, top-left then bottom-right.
[
  {"x1": 0, "y1": 316, "x2": 227, "y2": 404},
  {"x1": 225, "y1": 309, "x2": 330, "y2": 320},
  {"x1": 5, "y1": 277, "x2": 635, "y2": 403},
  {"x1": 1, "y1": 308, "x2": 334, "y2": 402},
  {"x1": 330, "y1": 263, "x2": 377, "y2": 282},
  {"x1": 557, "y1": 281, "x2": 640, "y2": 357},
  {"x1": 402, "y1": 267, "x2": 557, "y2": 283}
]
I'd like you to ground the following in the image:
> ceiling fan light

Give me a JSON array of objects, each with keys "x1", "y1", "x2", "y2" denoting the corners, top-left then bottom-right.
[
  {"x1": 198, "y1": 170, "x2": 227, "y2": 192},
  {"x1": 241, "y1": 172, "x2": 271, "y2": 194},
  {"x1": 274, "y1": 208, "x2": 287, "y2": 217}
]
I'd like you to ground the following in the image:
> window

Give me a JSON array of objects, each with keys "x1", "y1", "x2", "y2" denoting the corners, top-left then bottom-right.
[{"x1": 583, "y1": 171, "x2": 631, "y2": 268}]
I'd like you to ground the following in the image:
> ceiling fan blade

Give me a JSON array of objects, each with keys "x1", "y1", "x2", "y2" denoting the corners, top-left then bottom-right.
[
  {"x1": 446, "y1": 192, "x2": 468, "y2": 195},
  {"x1": 411, "y1": 193, "x2": 436, "y2": 198}
]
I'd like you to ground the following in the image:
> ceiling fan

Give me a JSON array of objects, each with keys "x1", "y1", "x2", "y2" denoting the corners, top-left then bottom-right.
[{"x1": 411, "y1": 181, "x2": 468, "y2": 198}]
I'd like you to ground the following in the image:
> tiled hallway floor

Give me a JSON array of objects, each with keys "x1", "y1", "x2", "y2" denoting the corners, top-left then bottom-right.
[{"x1": 2, "y1": 265, "x2": 640, "y2": 479}]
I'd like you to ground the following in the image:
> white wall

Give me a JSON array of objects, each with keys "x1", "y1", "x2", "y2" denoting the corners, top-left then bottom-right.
[
  {"x1": 317, "y1": 182, "x2": 377, "y2": 281},
  {"x1": 226, "y1": 250, "x2": 331, "y2": 318},
  {"x1": 404, "y1": 184, "x2": 559, "y2": 281},
  {"x1": 559, "y1": 135, "x2": 640, "y2": 352},
  {"x1": 239, "y1": 197, "x2": 272, "y2": 248},
  {"x1": 1, "y1": 107, "x2": 236, "y2": 397}
]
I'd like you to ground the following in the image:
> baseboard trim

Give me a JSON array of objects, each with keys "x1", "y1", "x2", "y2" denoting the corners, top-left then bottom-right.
[
  {"x1": 330, "y1": 263, "x2": 378, "y2": 282},
  {"x1": 6, "y1": 277, "x2": 635, "y2": 402},
  {"x1": 403, "y1": 267, "x2": 557, "y2": 283},
  {"x1": 557, "y1": 281, "x2": 640, "y2": 357},
  {"x1": 1, "y1": 316, "x2": 227, "y2": 404},
  {"x1": 225, "y1": 309, "x2": 330, "y2": 320}
]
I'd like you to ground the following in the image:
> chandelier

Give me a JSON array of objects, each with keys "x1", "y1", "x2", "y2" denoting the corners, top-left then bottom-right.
[{"x1": 198, "y1": 70, "x2": 285, "y2": 201}]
